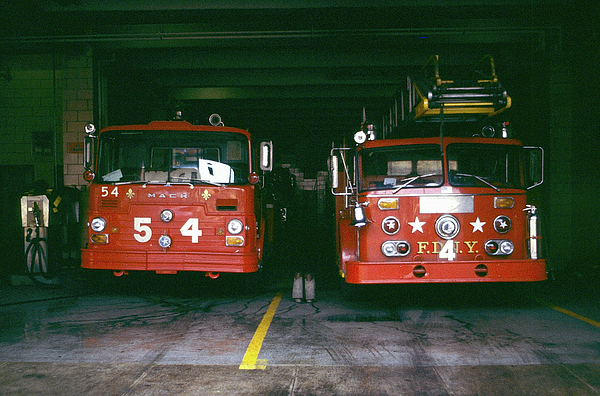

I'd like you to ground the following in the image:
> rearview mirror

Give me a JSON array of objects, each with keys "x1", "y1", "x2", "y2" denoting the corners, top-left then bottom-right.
[
  {"x1": 525, "y1": 146, "x2": 544, "y2": 189},
  {"x1": 259, "y1": 141, "x2": 273, "y2": 172},
  {"x1": 330, "y1": 154, "x2": 339, "y2": 189},
  {"x1": 84, "y1": 135, "x2": 96, "y2": 171}
]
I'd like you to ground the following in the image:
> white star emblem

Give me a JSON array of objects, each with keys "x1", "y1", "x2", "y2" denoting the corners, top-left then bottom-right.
[
  {"x1": 408, "y1": 217, "x2": 426, "y2": 233},
  {"x1": 470, "y1": 217, "x2": 486, "y2": 233}
]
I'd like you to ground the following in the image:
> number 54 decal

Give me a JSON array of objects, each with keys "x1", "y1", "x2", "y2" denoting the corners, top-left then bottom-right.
[{"x1": 134, "y1": 217, "x2": 203, "y2": 243}]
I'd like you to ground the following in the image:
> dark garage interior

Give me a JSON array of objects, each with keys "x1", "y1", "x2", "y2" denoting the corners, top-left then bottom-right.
[
  {"x1": 1, "y1": 0, "x2": 598, "y2": 277},
  {"x1": 1, "y1": 1, "x2": 599, "y2": 395}
]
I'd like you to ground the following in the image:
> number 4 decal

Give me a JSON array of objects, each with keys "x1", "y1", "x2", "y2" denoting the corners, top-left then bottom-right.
[
  {"x1": 180, "y1": 218, "x2": 203, "y2": 243},
  {"x1": 439, "y1": 240, "x2": 456, "y2": 261}
]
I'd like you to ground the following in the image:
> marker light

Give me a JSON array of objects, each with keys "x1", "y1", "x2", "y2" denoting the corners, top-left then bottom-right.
[
  {"x1": 226, "y1": 236, "x2": 244, "y2": 246},
  {"x1": 354, "y1": 130, "x2": 367, "y2": 144},
  {"x1": 494, "y1": 197, "x2": 515, "y2": 209},
  {"x1": 227, "y1": 219, "x2": 244, "y2": 235},
  {"x1": 84, "y1": 123, "x2": 96, "y2": 135},
  {"x1": 248, "y1": 172, "x2": 260, "y2": 184},
  {"x1": 90, "y1": 217, "x2": 106, "y2": 232},
  {"x1": 378, "y1": 198, "x2": 398, "y2": 210},
  {"x1": 90, "y1": 234, "x2": 108, "y2": 244},
  {"x1": 83, "y1": 170, "x2": 95, "y2": 182}
]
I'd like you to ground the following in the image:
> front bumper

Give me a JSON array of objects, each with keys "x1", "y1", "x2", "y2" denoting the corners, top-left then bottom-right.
[
  {"x1": 81, "y1": 249, "x2": 260, "y2": 273},
  {"x1": 344, "y1": 259, "x2": 547, "y2": 284}
]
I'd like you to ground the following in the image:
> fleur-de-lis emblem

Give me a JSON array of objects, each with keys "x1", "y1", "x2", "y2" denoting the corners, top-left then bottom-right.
[
  {"x1": 126, "y1": 188, "x2": 135, "y2": 199},
  {"x1": 202, "y1": 189, "x2": 211, "y2": 201}
]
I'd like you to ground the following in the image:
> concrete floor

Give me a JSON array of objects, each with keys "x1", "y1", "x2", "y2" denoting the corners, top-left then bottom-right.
[{"x1": 1, "y1": 269, "x2": 600, "y2": 395}]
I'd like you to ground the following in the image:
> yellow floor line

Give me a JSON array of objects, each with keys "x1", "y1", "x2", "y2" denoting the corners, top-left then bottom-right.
[
  {"x1": 239, "y1": 292, "x2": 282, "y2": 370},
  {"x1": 536, "y1": 298, "x2": 600, "y2": 329}
]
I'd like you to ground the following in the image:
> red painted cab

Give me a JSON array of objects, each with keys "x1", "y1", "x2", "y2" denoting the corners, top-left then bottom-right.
[{"x1": 81, "y1": 114, "x2": 273, "y2": 278}]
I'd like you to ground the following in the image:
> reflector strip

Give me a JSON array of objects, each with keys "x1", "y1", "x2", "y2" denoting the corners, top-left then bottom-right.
[{"x1": 239, "y1": 292, "x2": 282, "y2": 370}]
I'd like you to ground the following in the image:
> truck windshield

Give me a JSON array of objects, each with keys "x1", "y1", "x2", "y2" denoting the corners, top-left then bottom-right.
[
  {"x1": 96, "y1": 130, "x2": 250, "y2": 184},
  {"x1": 447, "y1": 143, "x2": 524, "y2": 189},
  {"x1": 359, "y1": 144, "x2": 444, "y2": 191}
]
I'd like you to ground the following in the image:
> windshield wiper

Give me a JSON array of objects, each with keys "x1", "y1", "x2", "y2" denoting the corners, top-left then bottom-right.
[
  {"x1": 393, "y1": 173, "x2": 437, "y2": 193},
  {"x1": 455, "y1": 173, "x2": 500, "y2": 191},
  {"x1": 186, "y1": 178, "x2": 225, "y2": 188},
  {"x1": 114, "y1": 180, "x2": 147, "y2": 186}
]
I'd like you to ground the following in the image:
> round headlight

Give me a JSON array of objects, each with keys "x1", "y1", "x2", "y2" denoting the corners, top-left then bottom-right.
[
  {"x1": 160, "y1": 209, "x2": 174, "y2": 222},
  {"x1": 499, "y1": 240, "x2": 514, "y2": 255},
  {"x1": 381, "y1": 241, "x2": 397, "y2": 257},
  {"x1": 435, "y1": 214, "x2": 460, "y2": 239},
  {"x1": 90, "y1": 217, "x2": 107, "y2": 232},
  {"x1": 158, "y1": 235, "x2": 172, "y2": 249},
  {"x1": 493, "y1": 215, "x2": 511, "y2": 233},
  {"x1": 227, "y1": 219, "x2": 244, "y2": 235}
]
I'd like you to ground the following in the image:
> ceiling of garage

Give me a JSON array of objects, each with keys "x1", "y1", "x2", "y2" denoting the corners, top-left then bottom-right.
[{"x1": 1, "y1": 0, "x2": 570, "y2": 171}]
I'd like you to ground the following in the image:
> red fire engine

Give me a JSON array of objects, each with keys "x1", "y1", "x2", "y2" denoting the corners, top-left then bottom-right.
[
  {"x1": 330, "y1": 56, "x2": 546, "y2": 284},
  {"x1": 81, "y1": 114, "x2": 273, "y2": 278}
]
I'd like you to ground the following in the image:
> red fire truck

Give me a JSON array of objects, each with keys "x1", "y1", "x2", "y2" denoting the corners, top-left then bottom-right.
[
  {"x1": 330, "y1": 56, "x2": 546, "y2": 284},
  {"x1": 81, "y1": 114, "x2": 273, "y2": 278}
]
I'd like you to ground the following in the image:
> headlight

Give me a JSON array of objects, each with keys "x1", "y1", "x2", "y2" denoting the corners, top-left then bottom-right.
[
  {"x1": 485, "y1": 239, "x2": 514, "y2": 256},
  {"x1": 90, "y1": 217, "x2": 107, "y2": 232},
  {"x1": 435, "y1": 214, "x2": 460, "y2": 239},
  {"x1": 381, "y1": 241, "x2": 411, "y2": 257},
  {"x1": 499, "y1": 240, "x2": 514, "y2": 255},
  {"x1": 493, "y1": 215, "x2": 511, "y2": 233},
  {"x1": 227, "y1": 219, "x2": 244, "y2": 235}
]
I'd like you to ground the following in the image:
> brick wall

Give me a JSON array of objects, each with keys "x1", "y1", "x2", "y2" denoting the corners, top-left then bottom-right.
[
  {"x1": 0, "y1": 51, "x2": 92, "y2": 190},
  {"x1": 0, "y1": 54, "x2": 59, "y2": 186},
  {"x1": 61, "y1": 52, "x2": 93, "y2": 187}
]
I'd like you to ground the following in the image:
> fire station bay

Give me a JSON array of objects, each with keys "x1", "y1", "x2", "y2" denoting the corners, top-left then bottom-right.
[{"x1": 1, "y1": 2, "x2": 599, "y2": 395}]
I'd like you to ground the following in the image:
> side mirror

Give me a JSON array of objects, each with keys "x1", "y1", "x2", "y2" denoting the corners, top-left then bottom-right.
[
  {"x1": 525, "y1": 146, "x2": 544, "y2": 189},
  {"x1": 330, "y1": 154, "x2": 339, "y2": 189},
  {"x1": 84, "y1": 135, "x2": 96, "y2": 171},
  {"x1": 259, "y1": 141, "x2": 273, "y2": 172}
]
